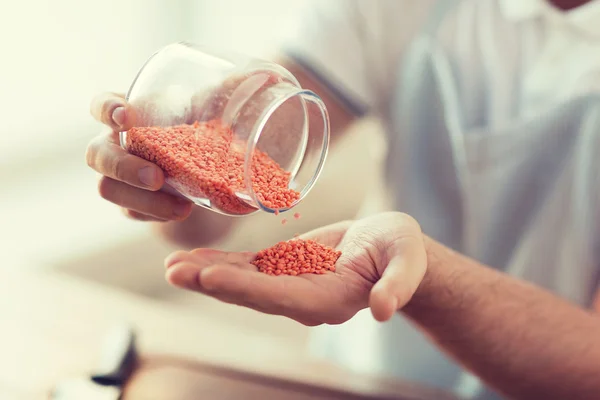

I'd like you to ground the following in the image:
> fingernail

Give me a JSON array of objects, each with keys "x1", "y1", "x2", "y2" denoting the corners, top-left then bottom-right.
[
  {"x1": 112, "y1": 106, "x2": 126, "y2": 127},
  {"x1": 173, "y1": 198, "x2": 191, "y2": 217},
  {"x1": 166, "y1": 264, "x2": 200, "y2": 291},
  {"x1": 164, "y1": 251, "x2": 188, "y2": 269},
  {"x1": 138, "y1": 166, "x2": 159, "y2": 188},
  {"x1": 199, "y1": 267, "x2": 216, "y2": 290}
]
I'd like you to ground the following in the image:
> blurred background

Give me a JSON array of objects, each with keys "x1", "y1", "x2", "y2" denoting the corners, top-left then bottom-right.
[{"x1": 0, "y1": 0, "x2": 388, "y2": 355}]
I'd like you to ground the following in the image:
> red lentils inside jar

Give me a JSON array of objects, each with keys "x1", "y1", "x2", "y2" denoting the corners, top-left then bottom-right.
[{"x1": 125, "y1": 120, "x2": 300, "y2": 215}]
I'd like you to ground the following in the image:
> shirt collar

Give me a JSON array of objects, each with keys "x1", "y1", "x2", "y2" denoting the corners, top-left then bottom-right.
[
  {"x1": 498, "y1": 0, "x2": 600, "y2": 37},
  {"x1": 498, "y1": 0, "x2": 547, "y2": 21},
  {"x1": 567, "y1": 1, "x2": 600, "y2": 37}
]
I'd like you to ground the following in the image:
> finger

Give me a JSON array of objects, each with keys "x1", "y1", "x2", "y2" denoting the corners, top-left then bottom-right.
[
  {"x1": 86, "y1": 132, "x2": 164, "y2": 190},
  {"x1": 165, "y1": 262, "x2": 206, "y2": 292},
  {"x1": 369, "y1": 236, "x2": 427, "y2": 322},
  {"x1": 90, "y1": 92, "x2": 136, "y2": 131},
  {"x1": 165, "y1": 251, "x2": 195, "y2": 269},
  {"x1": 164, "y1": 249, "x2": 255, "y2": 270},
  {"x1": 98, "y1": 177, "x2": 192, "y2": 220},
  {"x1": 165, "y1": 263, "x2": 247, "y2": 311},
  {"x1": 189, "y1": 248, "x2": 255, "y2": 267},
  {"x1": 122, "y1": 208, "x2": 167, "y2": 222},
  {"x1": 164, "y1": 250, "x2": 218, "y2": 269},
  {"x1": 164, "y1": 262, "x2": 323, "y2": 326},
  {"x1": 200, "y1": 265, "x2": 317, "y2": 316}
]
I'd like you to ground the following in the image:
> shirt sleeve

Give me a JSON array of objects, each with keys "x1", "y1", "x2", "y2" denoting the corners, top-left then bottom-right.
[
  {"x1": 283, "y1": 0, "x2": 436, "y2": 117},
  {"x1": 283, "y1": 0, "x2": 380, "y2": 116}
]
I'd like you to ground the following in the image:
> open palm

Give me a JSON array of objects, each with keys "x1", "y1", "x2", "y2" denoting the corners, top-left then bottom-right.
[{"x1": 165, "y1": 212, "x2": 427, "y2": 325}]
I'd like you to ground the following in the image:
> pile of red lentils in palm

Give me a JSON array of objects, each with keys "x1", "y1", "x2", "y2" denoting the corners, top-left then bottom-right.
[
  {"x1": 251, "y1": 239, "x2": 341, "y2": 276},
  {"x1": 125, "y1": 120, "x2": 300, "y2": 215}
]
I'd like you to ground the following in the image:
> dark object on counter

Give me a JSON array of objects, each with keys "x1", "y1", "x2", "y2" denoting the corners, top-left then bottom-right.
[{"x1": 49, "y1": 323, "x2": 137, "y2": 400}]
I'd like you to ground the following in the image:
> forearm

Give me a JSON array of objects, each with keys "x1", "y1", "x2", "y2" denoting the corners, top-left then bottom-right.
[
  {"x1": 403, "y1": 237, "x2": 600, "y2": 400},
  {"x1": 154, "y1": 207, "x2": 235, "y2": 250}
]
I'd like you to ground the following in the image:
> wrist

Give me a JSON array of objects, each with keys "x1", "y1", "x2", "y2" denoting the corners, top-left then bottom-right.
[
  {"x1": 155, "y1": 208, "x2": 235, "y2": 249},
  {"x1": 402, "y1": 235, "x2": 450, "y2": 314}
]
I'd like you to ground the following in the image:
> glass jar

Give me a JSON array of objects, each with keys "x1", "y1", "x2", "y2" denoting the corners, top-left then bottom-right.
[{"x1": 121, "y1": 42, "x2": 330, "y2": 216}]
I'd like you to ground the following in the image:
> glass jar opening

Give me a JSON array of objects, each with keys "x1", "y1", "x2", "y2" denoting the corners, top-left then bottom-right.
[{"x1": 244, "y1": 86, "x2": 330, "y2": 213}]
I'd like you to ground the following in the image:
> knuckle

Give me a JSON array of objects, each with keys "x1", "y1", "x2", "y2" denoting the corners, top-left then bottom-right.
[
  {"x1": 147, "y1": 196, "x2": 168, "y2": 217},
  {"x1": 122, "y1": 208, "x2": 139, "y2": 220},
  {"x1": 143, "y1": 194, "x2": 172, "y2": 219},
  {"x1": 167, "y1": 250, "x2": 192, "y2": 264},
  {"x1": 110, "y1": 154, "x2": 127, "y2": 182},
  {"x1": 395, "y1": 212, "x2": 422, "y2": 231},
  {"x1": 90, "y1": 95, "x2": 102, "y2": 120},
  {"x1": 97, "y1": 176, "x2": 113, "y2": 200},
  {"x1": 100, "y1": 98, "x2": 119, "y2": 125},
  {"x1": 85, "y1": 139, "x2": 99, "y2": 169},
  {"x1": 190, "y1": 248, "x2": 212, "y2": 257},
  {"x1": 100, "y1": 101, "x2": 112, "y2": 123}
]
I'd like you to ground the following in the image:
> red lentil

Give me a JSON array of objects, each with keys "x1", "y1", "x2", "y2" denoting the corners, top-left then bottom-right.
[
  {"x1": 125, "y1": 120, "x2": 301, "y2": 214},
  {"x1": 281, "y1": 218, "x2": 288, "y2": 225},
  {"x1": 252, "y1": 239, "x2": 341, "y2": 276},
  {"x1": 293, "y1": 212, "x2": 301, "y2": 220}
]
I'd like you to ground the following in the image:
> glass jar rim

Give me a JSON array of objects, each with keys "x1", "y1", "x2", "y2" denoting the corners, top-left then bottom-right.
[{"x1": 244, "y1": 87, "x2": 330, "y2": 214}]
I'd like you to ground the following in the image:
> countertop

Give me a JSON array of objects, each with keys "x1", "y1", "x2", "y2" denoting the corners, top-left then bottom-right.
[{"x1": 0, "y1": 267, "x2": 459, "y2": 400}]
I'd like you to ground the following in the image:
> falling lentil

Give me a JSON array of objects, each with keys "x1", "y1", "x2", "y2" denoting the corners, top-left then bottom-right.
[
  {"x1": 125, "y1": 120, "x2": 300, "y2": 214},
  {"x1": 252, "y1": 239, "x2": 341, "y2": 276},
  {"x1": 293, "y1": 212, "x2": 301, "y2": 220}
]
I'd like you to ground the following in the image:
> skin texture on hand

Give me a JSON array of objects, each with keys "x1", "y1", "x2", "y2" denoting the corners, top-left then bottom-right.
[{"x1": 164, "y1": 212, "x2": 427, "y2": 325}]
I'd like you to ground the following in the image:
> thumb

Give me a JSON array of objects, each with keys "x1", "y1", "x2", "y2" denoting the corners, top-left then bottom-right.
[{"x1": 369, "y1": 236, "x2": 427, "y2": 322}]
